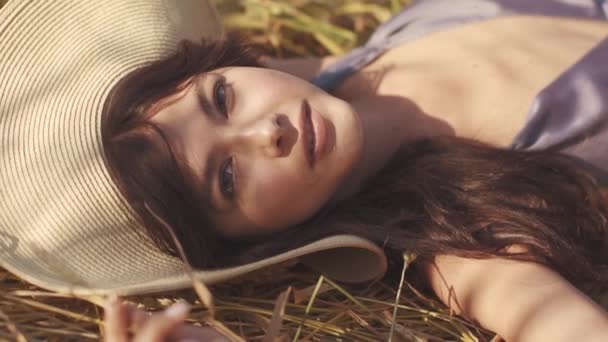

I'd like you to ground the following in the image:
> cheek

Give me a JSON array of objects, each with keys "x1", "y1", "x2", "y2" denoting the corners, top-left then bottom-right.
[{"x1": 243, "y1": 167, "x2": 321, "y2": 230}]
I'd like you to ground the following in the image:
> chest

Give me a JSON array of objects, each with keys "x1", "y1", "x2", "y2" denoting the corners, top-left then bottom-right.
[{"x1": 334, "y1": 16, "x2": 608, "y2": 146}]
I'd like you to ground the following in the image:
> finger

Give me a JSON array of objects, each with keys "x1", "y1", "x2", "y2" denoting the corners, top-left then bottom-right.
[
  {"x1": 118, "y1": 302, "x2": 151, "y2": 333},
  {"x1": 128, "y1": 305, "x2": 152, "y2": 333},
  {"x1": 133, "y1": 302, "x2": 191, "y2": 342},
  {"x1": 103, "y1": 297, "x2": 129, "y2": 342}
]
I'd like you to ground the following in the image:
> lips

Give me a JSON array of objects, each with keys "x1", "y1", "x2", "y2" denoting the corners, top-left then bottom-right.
[
  {"x1": 301, "y1": 100, "x2": 315, "y2": 167},
  {"x1": 300, "y1": 99, "x2": 327, "y2": 168}
]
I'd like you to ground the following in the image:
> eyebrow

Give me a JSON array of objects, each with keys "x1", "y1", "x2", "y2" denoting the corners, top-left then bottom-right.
[{"x1": 196, "y1": 73, "x2": 214, "y2": 119}]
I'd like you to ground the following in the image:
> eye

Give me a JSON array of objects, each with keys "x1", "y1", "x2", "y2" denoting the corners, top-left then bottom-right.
[
  {"x1": 219, "y1": 157, "x2": 235, "y2": 199},
  {"x1": 213, "y1": 78, "x2": 228, "y2": 117}
]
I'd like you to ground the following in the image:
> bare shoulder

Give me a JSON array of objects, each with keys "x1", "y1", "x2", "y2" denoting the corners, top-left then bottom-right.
[{"x1": 424, "y1": 255, "x2": 608, "y2": 341}]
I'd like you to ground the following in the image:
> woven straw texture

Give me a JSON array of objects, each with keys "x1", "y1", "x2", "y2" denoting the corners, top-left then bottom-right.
[{"x1": 0, "y1": 0, "x2": 386, "y2": 296}]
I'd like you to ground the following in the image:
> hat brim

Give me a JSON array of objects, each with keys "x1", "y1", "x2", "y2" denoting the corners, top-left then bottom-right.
[{"x1": 1, "y1": 234, "x2": 386, "y2": 296}]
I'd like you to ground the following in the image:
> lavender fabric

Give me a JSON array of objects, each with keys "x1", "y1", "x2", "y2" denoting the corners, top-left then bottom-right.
[{"x1": 312, "y1": 0, "x2": 608, "y2": 183}]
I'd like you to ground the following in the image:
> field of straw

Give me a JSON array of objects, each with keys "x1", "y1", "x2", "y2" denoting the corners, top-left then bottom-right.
[{"x1": 1, "y1": 1, "x2": 607, "y2": 341}]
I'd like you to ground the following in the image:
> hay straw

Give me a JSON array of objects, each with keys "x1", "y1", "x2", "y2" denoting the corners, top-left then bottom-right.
[
  {"x1": 0, "y1": 307, "x2": 27, "y2": 342},
  {"x1": 1, "y1": 265, "x2": 499, "y2": 341},
  {"x1": 292, "y1": 275, "x2": 324, "y2": 341},
  {"x1": 264, "y1": 286, "x2": 292, "y2": 341},
  {"x1": 2, "y1": 264, "x2": 606, "y2": 340},
  {"x1": 388, "y1": 253, "x2": 416, "y2": 342}
]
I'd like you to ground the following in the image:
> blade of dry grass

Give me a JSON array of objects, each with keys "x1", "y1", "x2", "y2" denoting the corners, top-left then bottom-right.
[
  {"x1": 292, "y1": 275, "x2": 324, "y2": 341},
  {"x1": 0, "y1": 307, "x2": 27, "y2": 342},
  {"x1": 145, "y1": 202, "x2": 216, "y2": 317},
  {"x1": 146, "y1": 204, "x2": 246, "y2": 342},
  {"x1": 335, "y1": 3, "x2": 393, "y2": 22},
  {"x1": 3, "y1": 295, "x2": 101, "y2": 325},
  {"x1": 388, "y1": 253, "x2": 415, "y2": 342},
  {"x1": 264, "y1": 286, "x2": 292, "y2": 341}
]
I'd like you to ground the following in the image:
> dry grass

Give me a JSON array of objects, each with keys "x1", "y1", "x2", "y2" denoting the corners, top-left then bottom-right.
[
  {"x1": 213, "y1": 0, "x2": 412, "y2": 57},
  {"x1": 1, "y1": 263, "x2": 496, "y2": 341},
  {"x1": 1, "y1": 0, "x2": 607, "y2": 341},
  {"x1": 1, "y1": 263, "x2": 607, "y2": 341}
]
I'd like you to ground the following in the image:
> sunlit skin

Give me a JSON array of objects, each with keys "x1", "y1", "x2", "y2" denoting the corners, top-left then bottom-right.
[{"x1": 150, "y1": 67, "x2": 368, "y2": 238}]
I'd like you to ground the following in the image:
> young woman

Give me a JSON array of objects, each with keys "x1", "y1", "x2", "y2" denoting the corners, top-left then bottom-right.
[
  {"x1": 1, "y1": 0, "x2": 606, "y2": 341},
  {"x1": 100, "y1": 1, "x2": 608, "y2": 340}
]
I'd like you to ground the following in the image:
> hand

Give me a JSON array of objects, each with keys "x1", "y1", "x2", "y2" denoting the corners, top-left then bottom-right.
[{"x1": 104, "y1": 298, "x2": 229, "y2": 342}]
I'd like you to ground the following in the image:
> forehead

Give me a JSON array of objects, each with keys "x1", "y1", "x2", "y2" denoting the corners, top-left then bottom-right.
[{"x1": 148, "y1": 77, "x2": 211, "y2": 180}]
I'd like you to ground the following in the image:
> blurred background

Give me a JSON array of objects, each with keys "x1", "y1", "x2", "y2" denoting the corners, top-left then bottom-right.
[{"x1": 213, "y1": 0, "x2": 411, "y2": 57}]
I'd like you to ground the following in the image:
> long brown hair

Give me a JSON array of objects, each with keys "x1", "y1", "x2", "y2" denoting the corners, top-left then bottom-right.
[
  {"x1": 102, "y1": 35, "x2": 261, "y2": 267},
  {"x1": 258, "y1": 138, "x2": 608, "y2": 286},
  {"x1": 102, "y1": 38, "x2": 608, "y2": 287}
]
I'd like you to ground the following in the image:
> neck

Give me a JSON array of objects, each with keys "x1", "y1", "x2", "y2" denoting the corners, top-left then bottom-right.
[{"x1": 330, "y1": 94, "x2": 454, "y2": 202}]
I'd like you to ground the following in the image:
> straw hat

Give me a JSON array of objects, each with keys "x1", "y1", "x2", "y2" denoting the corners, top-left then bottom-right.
[{"x1": 0, "y1": 0, "x2": 387, "y2": 296}]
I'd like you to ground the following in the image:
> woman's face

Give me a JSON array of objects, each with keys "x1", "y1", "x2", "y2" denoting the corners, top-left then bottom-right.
[{"x1": 150, "y1": 67, "x2": 363, "y2": 238}]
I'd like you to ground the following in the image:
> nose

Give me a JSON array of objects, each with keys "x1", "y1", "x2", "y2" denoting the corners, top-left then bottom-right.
[{"x1": 234, "y1": 114, "x2": 287, "y2": 158}]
